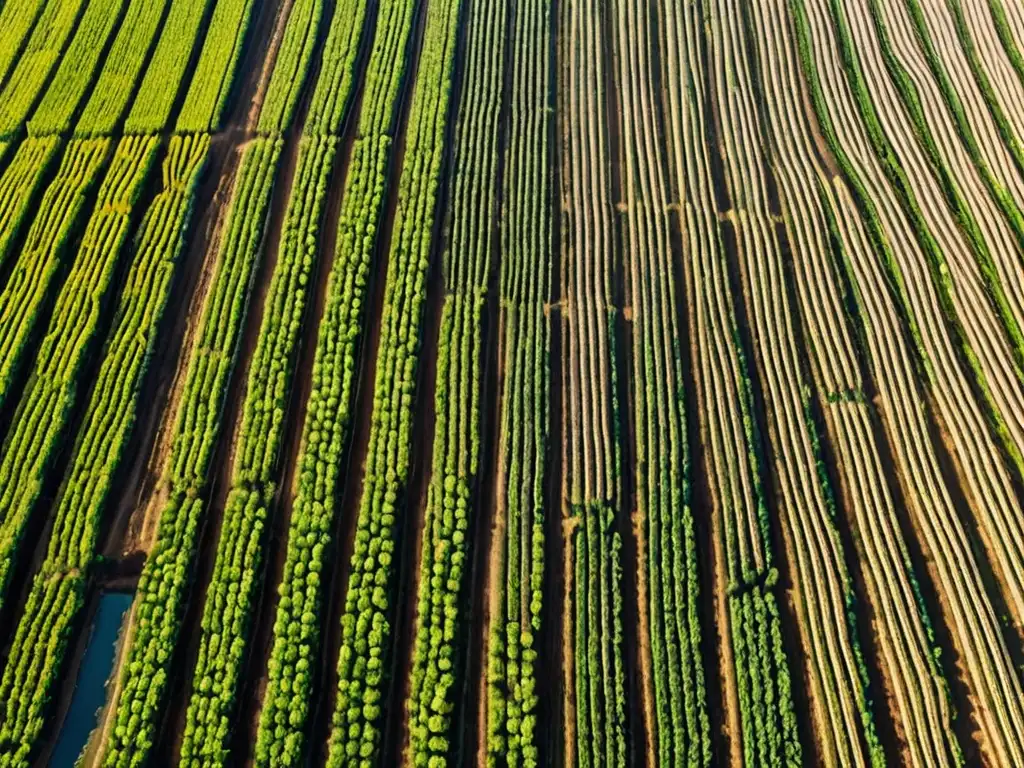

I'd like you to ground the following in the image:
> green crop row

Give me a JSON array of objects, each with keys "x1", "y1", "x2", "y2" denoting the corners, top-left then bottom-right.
[
  {"x1": 75, "y1": 0, "x2": 172, "y2": 137},
  {"x1": 76, "y1": 134, "x2": 211, "y2": 768},
  {"x1": 257, "y1": 0, "x2": 325, "y2": 135},
  {"x1": 570, "y1": 504, "x2": 626, "y2": 768},
  {"x1": 405, "y1": 0, "x2": 504, "y2": 761},
  {"x1": 253, "y1": 0, "x2": 418, "y2": 763},
  {"x1": 0, "y1": 136, "x2": 156, "y2": 611},
  {"x1": 124, "y1": 0, "x2": 216, "y2": 134},
  {"x1": 173, "y1": 137, "x2": 289, "y2": 767},
  {"x1": 984, "y1": 0, "x2": 1024, "y2": 86},
  {"x1": 15, "y1": 0, "x2": 124, "y2": 138},
  {"x1": 729, "y1": 585, "x2": 801, "y2": 768},
  {"x1": 175, "y1": 0, "x2": 259, "y2": 133},
  {"x1": 324, "y1": 0, "x2": 462, "y2": 760},
  {"x1": 0, "y1": 138, "x2": 110, "y2": 415},
  {"x1": 303, "y1": 0, "x2": 381, "y2": 138},
  {"x1": 0, "y1": 0, "x2": 47, "y2": 90},
  {"x1": 0, "y1": 0, "x2": 87, "y2": 138},
  {"x1": 0, "y1": 134, "x2": 204, "y2": 768},
  {"x1": 484, "y1": 0, "x2": 552, "y2": 747},
  {"x1": 126, "y1": 0, "x2": 371, "y2": 761},
  {"x1": 0, "y1": 136, "x2": 59, "y2": 275}
]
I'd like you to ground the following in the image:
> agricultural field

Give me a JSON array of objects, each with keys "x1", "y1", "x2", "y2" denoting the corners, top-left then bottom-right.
[{"x1": 1, "y1": 0, "x2": 1024, "y2": 764}]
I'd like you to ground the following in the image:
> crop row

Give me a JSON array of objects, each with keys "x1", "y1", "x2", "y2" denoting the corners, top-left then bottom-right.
[
  {"x1": 854, "y1": 0, "x2": 1024, "y2": 392},
  {"x1": 167, "y1": 136, "x2": 284, "y2": 766},
  {"x1": 257, "y1": 0, "x2": 326, "y2": 135},
  {"x1": 721, "y1": 0, "x2": 967, "y2": 761},
  {"x1": 658, "y1": 0, "x2": 804, "y2": 763},
  {"x1": 483, "y1": 0, "x2": 552, "y2": 764},
  {"x1": 75, "y1": 0, "x2": 173, "y2": 137},
  {"x1": 123, "y1": 0, "x2": 217, "y2": 134},
  {"x1": 104, "y1": 0, "x2": 342, "y2": 763},
  {"x1": 843, "y1": 0, "x2": 1024, "y2": 621},
  {"x1": 0, "y1": 136, "x2": 59, "y2": 275},
  {"x1": 707, "y1": 2, "x2": 891, "y2": 765},
  {"x1": 321, "y1": 0, "x2": 462, "y2": 761},
  {"x1": 560, "y1": 0, "x2": 627, "y2": 762},
  {"x1": 0, "y1": 0, "x2": 88, "y2": 139},
  {"x1": 612, "y1": 0, "x2": 711, "y2": 762},
  {"x1": 175, "y1": 0, "x2": 259, "y2": 133},
  {"x1": 0, "y1": 0, "x2": 47, "y2": 90},
  {"x1": 985, "y1": 0, "x2": 1024, "y2": 84},
  {"x1": 13, "y1": 0, "x2": 124, "y2": 138},
  {"x1": 0, "y1": 134, "x2": 207, "y2": 768},
  {"x1": 252, "y1": 0, "x2": 418, "y2": 763},
  {"x1": 0, "y1": 136, "x2": 156, "y2": 611},
  {"x1": 787, "y1": 0, "x2": 1024, "y2": 760},
  {"x1": 405, "y1": 0, "x2": 504, "y2": 760},
  {"x1": 0, "y1": 139, "x2": 110, "y2": 415},
  {"x1": 323, "y1": 0, "x2": 462, "y2": 760}
]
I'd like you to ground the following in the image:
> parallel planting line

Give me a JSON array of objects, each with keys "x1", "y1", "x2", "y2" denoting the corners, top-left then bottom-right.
[
  {"x1": 734, "y1": 0, "x2": 965, "y2": 761},
  {"x1": 611, "y1": 0, "x2": 709, "y2": 762},
  {"x1": 785, "y1": 0, "x2": 1024, "y2": 759},
  {"x1": 482, "y1": 0, "x2": 553, "y2": 762},
  {"x1": 251, "y1": 0, "x2": 422, "y2": 763},
  {"x1": 0, "y1": 0, "x2": 90, "y2": 138},
  {"x1": 708, "y1": 2, "x2": 888, "y2": 765},
  {"x1": 405, "y1": 0, "x2": 504, "y2": 760},
  {"x1": 177, "y1": 0, "x2": 370, "y2": 762},
  {"x1": 560, "y1": 0, "x2": 627, "y2": 762},
  {"x1": 807, "y1": 0, "x2": 1024, "y2": 638},
  {"x1": 659, "y1": 0, "x2": 804, "y2": 764},
  {"x1": 323, "y1": 0, "x2": 463, "y2": 760}
]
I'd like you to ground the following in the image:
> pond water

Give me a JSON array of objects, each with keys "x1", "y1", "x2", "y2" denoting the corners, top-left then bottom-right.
[{"x1": 50, "y1": 591, "x2": 133, "y2": 767}]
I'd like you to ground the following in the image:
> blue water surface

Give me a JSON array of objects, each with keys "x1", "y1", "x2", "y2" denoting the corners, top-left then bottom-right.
[{"x1": 50, "y1": 591, "x2": 133, "y2": 767}]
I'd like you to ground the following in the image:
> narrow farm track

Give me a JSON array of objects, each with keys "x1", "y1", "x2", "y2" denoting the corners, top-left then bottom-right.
[
  {"x1": 782, "y1": 0, "x2": 1024, "y2": 762},
  {"x1": 559, "y1": 0, "x2": 629, "y2": 762},
  {"x1": 610, "y1": 0, "x2": 710, "y2": 764},
  {"x1": 481, "y1": 0, "x2": 554, "y2": 761}
]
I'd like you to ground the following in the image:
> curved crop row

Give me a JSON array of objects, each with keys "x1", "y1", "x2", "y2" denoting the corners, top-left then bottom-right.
[
  {"x1": 405, "y1": 0, "x2": 504, "y2": 760},
  {"x1": 482, "y1": 0, "x2": 552, "y2": 764},
  {"x1": 0, "y1": 138, "x2": 110, "y2": 414},
  {"x1": 0, "y1": 136, "x2": 59, "y2": 276},
  {"x1": 785, "y1": 0, "x2": 1024, "y2": 759},
  {"x1": 814, "y1": 0, "x2": 1024, "y2": 634},
  {"x1": 0, "y1": 134, "x2": 169, "y2": 767},
  {"x1": 560, "y1": 0, "x2": 627, "y2": 762},
  {"x1": 659, "y1": 1, "x2": 804, "y2": 765},
  {"x1": 983, "y1": 0, "x2": 1024, "y2": 86},
  {"x1": 323, "y1": 0, "x2": 462, "y2": 761},
  {"x1": 0, "y1": 0, "x2": 88, "y2": 139},
  {"x1": 729, "y1": 0, "x2": 966, "y2": 762},
  {"x1": 707, "y1": 2, "x2": 888, "y2": 765},
  {"x1": 612, "y1": 0, "x2": 709, "y2": 763},
  {"x1": 10, "y1": 0, "x2": 125, "y2": 138}
]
